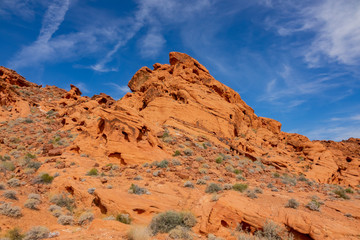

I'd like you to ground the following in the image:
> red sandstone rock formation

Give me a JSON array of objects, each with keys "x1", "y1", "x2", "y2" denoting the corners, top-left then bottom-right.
[{"x1": 0, "y1": 53, "x2": 359, "y2": 239}]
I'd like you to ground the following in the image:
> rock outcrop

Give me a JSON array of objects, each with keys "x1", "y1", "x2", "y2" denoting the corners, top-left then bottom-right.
[{"x1": 0, "y1": 53, "x2": 359, "y2": 240}]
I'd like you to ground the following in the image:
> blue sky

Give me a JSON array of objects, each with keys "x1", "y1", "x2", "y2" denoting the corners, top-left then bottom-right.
[{"x1": 1, "y1": 0, "x2": 360, "y2": 141}]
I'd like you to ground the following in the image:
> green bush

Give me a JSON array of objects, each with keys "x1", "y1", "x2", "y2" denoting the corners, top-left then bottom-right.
[
  {"x1": 173, "y1": 150, "x2": 181, "y2": 157},
  {"x1": 116, "y1": 213, "x2": 132, "y2": 224},
  {"x1": 149, "y1": 211, "x2": 196, "y2": 235},
  {"x1": 215, "y1": 157, "x2": 223, "y2": 164},
  {"x1": 306, "y1": 200, "x2": 321, "y2": 211},
  {"x1": 40, "y1": 173, "x2": 54, "y2": 184},
  {"x1": 6, "y1": 227, "x2": 24, "y2": 240},
  {"x1": 50, "y1": 193, "x2": 75, "y2": 211},
  {"x1": 233, "y1": 183, "x2": 248, "y2": 193},
  {"x1": 333, "y1": 187, "x2": 350, "y2": 199},
  {"x1": 87, "y1": 168, "x2": 98, "y2": 176},
  {"x1": 1, "y1": 161, "x2": 15, "y2": 171},
  {"x1": 205, "y1": 183, "x2": 222, "y2": 193}
]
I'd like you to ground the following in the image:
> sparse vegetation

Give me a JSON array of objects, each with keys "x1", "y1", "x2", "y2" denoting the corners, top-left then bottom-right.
[
  {"x1": 173, "y1": 150, "x2": 181, "y2": 156},
  {"x1": 50, "y1": 193, "x2": 75, "y2": 211},
  {"x1": 128, "y1": 184, "x2": 148, "y2": 195},
  {"x1": 0, "y1": 202, "x2": 22, "y2": 217},
  {"x1": 205, "y1": 183, "x2": 222, "y2": 193},
  {"x1": 5, "y1": 227, "x2": 24, "y2": 240},
  {"x1": 39, "y1": 173, "x2": 54, "y2": 184},
  {"x1": 306, "y1": 199, "x2": 321, "y2": 211},
  {"x1": 7, "y1": 178, "x2": 21, "y2": 187},
  {"x1": 78, "y1": 212, "x2": 94, "y2": 225},
  {"x1": 184, "y1": 181, "x2": 194, "y2": 188},
  {"x1": 333, "y1": 186, "x2": 350, "y2": 199},
  {"x1": 87, "y1": 168, "x2": 98, "y2": 176},
  {"x1": 183, "y1": 148, "x2": 193, "y2": 156},
  {"x1": 233, "y1": 183, "x2": 248, "y2": 193},
  {"x1": 58, "y1": 215, "x2": 74, "y2": 225},
  {"x1": 3, "y1": 190, "x2": 18, "y2": 200},
  {"x1": 24, "y1": 199, "x2": 40, "y2": 210},
  {"x1": 285, "y1": 199, "x2": 299, "y2": 209},
  {"x1": 149, "y1": 211, "x2": 196, "y2": 235},
  {"x1": 116, "y1": 213, "x2": 132, "y2": 224},
  {"x1": 169, "y1": 226, "x2": 193, "y2": 239},
  {"x1": 24, "y1": 226, "x2": 49, "y2": 240}
]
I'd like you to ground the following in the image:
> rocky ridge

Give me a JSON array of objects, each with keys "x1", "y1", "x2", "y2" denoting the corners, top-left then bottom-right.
[{"x1": 0, "y1": 53, "x2": 359, "y2": 239}]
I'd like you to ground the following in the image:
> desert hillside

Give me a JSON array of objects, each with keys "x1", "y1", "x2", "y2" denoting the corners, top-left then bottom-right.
[{"x1": 0, "y1": 52, "x2": 359, "y2": 240}]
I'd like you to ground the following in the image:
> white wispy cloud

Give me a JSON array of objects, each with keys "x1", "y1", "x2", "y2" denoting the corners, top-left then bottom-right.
[
  {"x1": 305, "y1": 125, "x2": 360, "y2": 141},
  {"x1": 0, "y1": 0, "x2": 37, "y2": 20},
  {"x1": 330, "y1": 114, "x2": 360, "y2": 122},
  {"x1": 259, "y1": 64, "x2": 341, "y2": 107},
  {"x1": 91, "y1": 0, "x2": 212, "y2": 72},
  {"x1": 9, "y1": 0, "x2": 71, "y2": 68},
  {"x1": 268, "y1": 0, "x2": 360, "y2": 66}
]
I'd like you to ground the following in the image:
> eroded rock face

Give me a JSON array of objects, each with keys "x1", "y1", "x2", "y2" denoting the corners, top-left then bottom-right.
[{"x1": 0, "y1": 54, "x2": 359, "y2": 240}]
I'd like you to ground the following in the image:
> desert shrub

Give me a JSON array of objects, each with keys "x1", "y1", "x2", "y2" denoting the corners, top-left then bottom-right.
[
  {"x1": 1, "y1": 161, "x2": 15, "y2": 171},
  {"x1": 233, "y1": 183, "x2": 248, "y2": 193},
  {"x1": 298, "y1": 175, "x2": 308, "y2": 182},
  {"x1": 254, "y1": 188, "x2": 263, "y2": 194},
  {"x1": 78, "y1": 212, "x2": 94, "y2": 225},
  {"x1": 0, "y1": 182, "x2": 6, "y2": 190},
  {"x1": 255, "y1": 220, "x2": 282, "y2": 240},
  {"x1": 149, "y1": 211, "x2": 196, "y2": 235},
  {"x1": 48, "y1": 204, "x2": 62, "y2": 217},
  {"x1": 39, "y1": 173, "x2": 54, "y2": 184},
  {"x1": 173, "y1": 150, "x2": 181, "y2": 157},
  {"x1": 236, "y1": 174, "x2": 246, "y2": 181},
  {"x1": 48, "y1": 205, "x2": 61, "y2": 212},
  {"x1": 3, "y1": 190, "x2": 18, "y2": 200},
  {"x1": 281, "y1": 175, "x2": 297, "y2": 186},
  {"x1": 333, "y1": 187, "x2": 350, "y2": 199},
  {"x1": 27, "y1": 161, "x2": 42, "y2": 170},
  {"x1": 169, "y1": 226, "x2": 193, "y2": 239},
  {"x1": 306, "y1": 200, "x2": 321, "y2": 211},
  {"x1": 223, "y1": 184, "x2": 233, "y2": 190},
  {"x1": 205, "y1": 183, "x2": 222, "y2": 193},
  {"x1": 272, "y1": 172, "x2": 280, "y2": 178},
  {"x1": 153, "y1": 170, "x2": 161, "y2": 177},
  {"x1": 246, "y1": 190, "x2": 257, "y2": 199},
  {"x1": 184, "y1": 181, "x2": 194, "y2": 188},
  {"x1": 24, "y1": 199, "x2": 40, "y2": 210},
  {"x1": 0, "y1": 202, "x2": 22, "y2": 217},
  {"x1": 157, "y1": 160, "x2": 169, "y2": 168},
  {"x1": 28, "y1": 193, "x2": 41, "y2": 201},
  {"x1": 116, "y1": 213, "x2": 132, "y2": 224},
  {"x1": 215, "y1": 157, "x2": 223, "y2": 164},
  {"x1": 58, "y1": 215, "x2": 74, "y2": 225},
  {"x1": 172, "y1": 159, "x2": 182, "y2": 166},
  {"x1": 233, "y1": 169, "x2": 241, "y2": 174},
  {"x1": 345, "y1": 188, "x2": 354, "y2": 193},
  {"x1": 134, "y1": 175, "x2": 143, "y2": 180},
  {"x1": 286, "y1": 199, "x2": 299, "y2": 209},
  {"x1": 24, "y1": 226, "x2": 49, "y2": 240},
  {"x1": 128, "y1": 184, "x2": 148, "y2": 195},
  {"x1": 50, "y1": 193, "x2": 75, "y2": 211},
  {"x1": 87, "y1": 168, "x2": 98, "y2": 176},
  {"x1": 7, "y1": 178, "x2": 21, "y2": 187},
  {"x1": 196, "y1": 179, "x2": 206, "y2": 185},
  {"x1": 5, "y1": 227, "x2": 24, "y2": 240},
  {"x1": 127, "y1": 226, "x2": 150, "y2": 240},
  {"x1": 183, "y1": 148, "x2": 193, "y2": 156}
]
